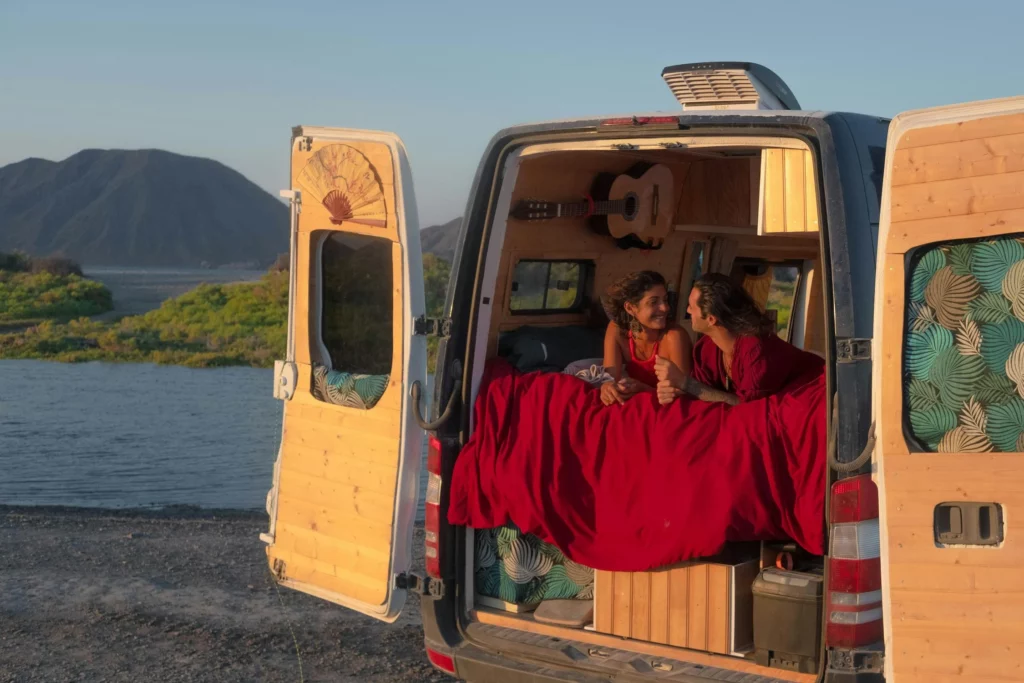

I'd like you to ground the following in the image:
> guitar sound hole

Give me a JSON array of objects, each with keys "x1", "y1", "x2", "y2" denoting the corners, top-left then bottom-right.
[{"x1": 623, "y1": 193, "x2": 638, "y2": 221}]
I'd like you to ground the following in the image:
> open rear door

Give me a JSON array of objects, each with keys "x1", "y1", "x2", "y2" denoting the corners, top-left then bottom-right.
[
  {"x1": 262, "y1": 127, "x2": 426, "y2": 622},
  {"x1": 874, "y1": 98, "x2": 1024, "y2": 681}
]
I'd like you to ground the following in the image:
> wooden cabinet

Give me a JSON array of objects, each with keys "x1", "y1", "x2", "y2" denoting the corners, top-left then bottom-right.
[
  {"x1": 758, "y1": 148, "x2": 820, "y2": 235},
  {"x1": 594, "y1": 559, "x2": 760, "y2": 656}
]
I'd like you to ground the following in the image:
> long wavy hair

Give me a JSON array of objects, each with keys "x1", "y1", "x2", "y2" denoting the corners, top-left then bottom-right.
[
  {"x1": 601, "y1": 270, "x2": 667, "y2": 329},
  {"x1": 692, "y1": 272, "x2": 775, "y2": 336}
]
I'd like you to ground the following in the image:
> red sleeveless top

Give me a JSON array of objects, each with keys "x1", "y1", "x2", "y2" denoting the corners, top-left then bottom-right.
[{"x1": 626, "y1": 335, "x2": 660, "y2": 387}]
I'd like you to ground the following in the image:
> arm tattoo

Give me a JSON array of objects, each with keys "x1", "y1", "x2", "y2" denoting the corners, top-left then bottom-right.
[{"x1": 683, "y1": 377, "x2": 740, "y2": 406}]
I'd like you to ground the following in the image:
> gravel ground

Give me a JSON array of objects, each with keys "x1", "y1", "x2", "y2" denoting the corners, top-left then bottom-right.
[{"x1": 0, "y1": 506, "x2": 452, "y2": 683}]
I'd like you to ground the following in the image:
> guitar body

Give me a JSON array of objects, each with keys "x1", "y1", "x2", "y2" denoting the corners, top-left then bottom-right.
[
  {"x1": 588, "y1": 163, "x2": 675, "y2": 249},
  {"x1": 510, "y1": 162, "x2": 675, "y2": 250}
]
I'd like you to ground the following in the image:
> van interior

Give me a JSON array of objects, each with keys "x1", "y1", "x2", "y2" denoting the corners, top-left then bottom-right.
[{"x1": 462, "y1": 133, "x2": 829, "y2": 681}]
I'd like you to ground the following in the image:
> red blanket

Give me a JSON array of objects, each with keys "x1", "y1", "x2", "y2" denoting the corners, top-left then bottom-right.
[{"x1": 448, "y1": 359, "x2": 826, "y2": 572}]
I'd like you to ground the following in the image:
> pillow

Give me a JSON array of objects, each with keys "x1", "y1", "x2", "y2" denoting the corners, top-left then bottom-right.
[
  {"x1": 571, "y1": 363, "x2": 614, "y2": 387},
  {"x1": 498, "y1": 325, "x2": 604, "y2": 374},
  {"x1": 312, "y1": 363, "x2": 389, "y2": 410}
]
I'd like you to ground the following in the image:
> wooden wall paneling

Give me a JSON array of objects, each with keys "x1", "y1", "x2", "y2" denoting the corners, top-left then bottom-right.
[{"x1": 677, "y1": 157, "x2": 755, "y2": 228}]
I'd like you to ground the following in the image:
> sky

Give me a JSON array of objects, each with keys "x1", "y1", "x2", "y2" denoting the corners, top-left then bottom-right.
[{"x1": 1, "y1": 0, "x2": 1022, "y2": 227}]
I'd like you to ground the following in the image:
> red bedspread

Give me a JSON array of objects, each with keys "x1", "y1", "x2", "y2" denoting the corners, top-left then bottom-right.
[{"x1": 448, "y1": 359, "x2": 826, "y2": 572}]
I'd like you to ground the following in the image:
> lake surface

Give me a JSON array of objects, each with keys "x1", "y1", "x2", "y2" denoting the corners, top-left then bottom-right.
[
  {"x1": 0, "y1": 360, "x2": 429, "y2": 518},
  {"x1": 84, "y1": 266, "x2": 266, "y2": 319}
]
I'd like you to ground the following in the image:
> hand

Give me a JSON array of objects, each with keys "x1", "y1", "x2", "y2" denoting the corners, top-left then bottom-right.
[
  {"x1": 654, "y1": 355, "x2": 685, "y2": 388},
  {"x1": 617, "y1": 377, "x2": 642, "y2": 397},
  {"x1": 657, "y1": 378, "x2": 683, "y2": 405},
  {"x1": 600, "y1": 381, "x2": 626, "y2": 406}
]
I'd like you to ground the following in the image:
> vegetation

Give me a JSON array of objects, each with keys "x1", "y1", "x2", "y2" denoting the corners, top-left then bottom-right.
[
  {"x1": 0, "y1": 251, "x2": 113, "y2": 323},
  {"x1": 0, "y1": 270, "x2": 288, "y2": 367},
  {"x1": 0, "y1": 249, "x2": 453, "y2": 370}
]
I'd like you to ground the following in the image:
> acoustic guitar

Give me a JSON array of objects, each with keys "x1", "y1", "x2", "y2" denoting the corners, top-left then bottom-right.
[{"x1": 509, "y1": 163, "x2": 675, "y2": 249}]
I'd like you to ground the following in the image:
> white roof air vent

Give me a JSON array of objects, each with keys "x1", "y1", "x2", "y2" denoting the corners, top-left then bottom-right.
[{"x1": 661, "y1": 62, "x2": 800, "y2": 112}]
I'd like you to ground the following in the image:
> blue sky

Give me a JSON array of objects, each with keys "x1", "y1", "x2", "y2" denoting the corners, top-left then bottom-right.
[{"x1": 1, "y1": 0, "x2": 1021, "y2": 226}]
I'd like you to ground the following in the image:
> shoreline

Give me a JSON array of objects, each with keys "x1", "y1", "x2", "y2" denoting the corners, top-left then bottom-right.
[{"x1": 0, "y1": 503, "x2": 268, "y2": 520}]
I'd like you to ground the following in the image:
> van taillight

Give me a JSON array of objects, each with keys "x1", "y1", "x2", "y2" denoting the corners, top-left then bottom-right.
[
  {"x1": 424, "y1": 436, "x2": 443, "y2": 579},
  {"x1": 827, "y1": 474, "x2": 883, "y2": 649},
  {"x1": 426, "y1": 647, "x2": 455, "y2": 674}
]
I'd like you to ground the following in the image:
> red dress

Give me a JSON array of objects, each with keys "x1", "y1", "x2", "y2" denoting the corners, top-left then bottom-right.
[
  {"x1": 692, "y1": 333, "x2": 824, "y2": 402},
  {"x1": 626, "y1": 335, "x2": 660, "y2": 387}
]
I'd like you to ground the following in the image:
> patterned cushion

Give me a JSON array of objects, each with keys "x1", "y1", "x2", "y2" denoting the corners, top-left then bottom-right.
[
  {"x1": 475, "y1": 522, "x2": 594, "y2": 604},
  {"x1": 312, "y1": 363, "x2": 389, "y2": 410},
  {"x1": 904, "y1": 235, "x2": 1024, "y2": 452}
]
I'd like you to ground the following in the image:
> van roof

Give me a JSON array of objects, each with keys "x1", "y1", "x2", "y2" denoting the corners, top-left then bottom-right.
[{"x1": 488, "y1": 109, "x2": 831, "y2": 140}]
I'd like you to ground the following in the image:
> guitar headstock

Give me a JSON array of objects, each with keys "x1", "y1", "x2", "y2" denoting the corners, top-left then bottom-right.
[{"x1": 509, "y1": 199, "x2": 559, "y2": 221}]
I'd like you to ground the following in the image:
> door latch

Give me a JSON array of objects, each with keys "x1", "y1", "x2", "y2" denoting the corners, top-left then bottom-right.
[
  {"x1": 935, "y1": 502, "x2": 1003, "y2": 546},
  {"x1": 394, "y1": 572, "x2": 445, "y2": 600},
  {"x1": 413, "y1": 316, "x2": 452, "y2": 338},
  {"x1": 836, "y1": 338, "x2": 872, "y2": 363}
]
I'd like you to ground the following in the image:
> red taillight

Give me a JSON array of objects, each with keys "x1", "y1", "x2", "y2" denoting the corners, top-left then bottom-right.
[
  {"x1": 599, "y1": 115, "x2": 681, "y2": 127},
  {"x1": 426, "y1": 647, "x2": 455, "y2": 674},
  {"x1": 827, "y1": 474, "x2": 884, "y2": 649},
  {"x1": 424, "y1": 436, "x2": 443, "y2": 579}
]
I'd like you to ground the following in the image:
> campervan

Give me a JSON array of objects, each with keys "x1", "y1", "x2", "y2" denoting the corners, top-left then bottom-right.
[{"x1": 262, "y1": 62, "x2": 1024, "y2": 682}]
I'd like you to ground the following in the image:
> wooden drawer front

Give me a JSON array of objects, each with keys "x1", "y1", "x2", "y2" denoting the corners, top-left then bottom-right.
[{"x1": 595, "y1": 561, "x2": 758, "y2": 655}]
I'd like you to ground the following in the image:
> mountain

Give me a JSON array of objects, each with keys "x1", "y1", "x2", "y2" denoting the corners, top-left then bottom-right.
[
  {"x1": 420, "y1": 217, "x2": 461, "y2": 263},
  {"x1": 0, "y1": 149, "x2": 287, "y2": 268}
]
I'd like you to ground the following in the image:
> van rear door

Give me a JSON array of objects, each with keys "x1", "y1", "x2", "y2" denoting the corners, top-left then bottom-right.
[
  {"x1": 874, "y1": 98, "x2": 1024, "y2": 681},
  {"x1": 262, "y1": 127, "x2": 427, "y2": 622}
]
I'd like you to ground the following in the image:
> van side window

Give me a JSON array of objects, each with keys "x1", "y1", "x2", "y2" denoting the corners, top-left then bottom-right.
[
  {"x1": 310, "y1": 231, "x2": 393, "y2": 410},
  {"x1": 730, "y1": 260, "x2": 802, "y2": 341},
  {"x1": 904, "y1": 233, "x2": 1024, "y2": 452},
  {"x1": 510, "y1": 260, "x2": 589, "y2": 313}
]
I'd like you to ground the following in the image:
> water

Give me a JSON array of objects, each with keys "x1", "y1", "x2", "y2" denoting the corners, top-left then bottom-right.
[
  {"x1": 83, "y1": 267, "x2": 266, "y2": 319},
  {"x1": 0, "y1": 360, "x2": 429, "y2": 518}
]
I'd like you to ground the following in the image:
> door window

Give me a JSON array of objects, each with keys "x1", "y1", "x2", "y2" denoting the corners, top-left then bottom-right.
[
  {"x1": 311, "y1": 231, "x2": 393, "y2": 410},
  {"x1": 730, "y1": 260, "x2": 802, "y2": 341},
  {"x1": 904, "y1": 233, "x2": 1024, "y2": 452}
]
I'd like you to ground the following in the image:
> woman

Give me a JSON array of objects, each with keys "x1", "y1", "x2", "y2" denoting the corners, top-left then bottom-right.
[
  {"x1": 600, "y1": 270, "x2": 692, "y2": 406},
  {"x1": 655, "y1": 272, "x2": 823, "y2": 406}
]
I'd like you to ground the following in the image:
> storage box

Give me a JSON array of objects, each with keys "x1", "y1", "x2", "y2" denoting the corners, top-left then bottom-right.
[
  {"x1": 595, "y1": 558, "x2": 759, "y2": 656},
  {"x1": 752, "y1": 568, "x2": 823, "y2": 673}
]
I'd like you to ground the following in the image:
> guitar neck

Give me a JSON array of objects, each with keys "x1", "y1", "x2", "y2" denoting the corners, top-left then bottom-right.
[{"x1": 548, "y1": 198, "x2": 630, "y2": 218}]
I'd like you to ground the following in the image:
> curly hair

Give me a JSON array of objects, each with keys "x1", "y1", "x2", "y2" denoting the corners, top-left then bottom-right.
[
  {"x1": 692, "y1": 272, "x2": 775, "y2": 336},
  {"x1": 601, "y1": 270, "x2": 667, "y2": 328}
]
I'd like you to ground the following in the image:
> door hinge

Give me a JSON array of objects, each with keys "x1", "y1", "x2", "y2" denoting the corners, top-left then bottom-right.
[
  {"x1": 272, "y1": 558, "x2": 287, "y2": 581},
  {"x1": 836, "y1": 338, "x2": 871, "y2": 363},
  {"x1": 414, "y1": 316, "x2": 452, "y2": 338},
  {"x1": 394, "y1": 572, "x2": 445, "y2": 600},
  {"x1": 273, "y1": 360, "x2": 297, "y2": 400}
]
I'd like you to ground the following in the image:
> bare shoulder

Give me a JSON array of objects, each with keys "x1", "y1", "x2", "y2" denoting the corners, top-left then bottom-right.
[
  {"x1": 662, "y1": 326, "x2": 692, "y2": 351},
  {"x1": 606, "y1": 321, "x2": 628, "y2": 340}
]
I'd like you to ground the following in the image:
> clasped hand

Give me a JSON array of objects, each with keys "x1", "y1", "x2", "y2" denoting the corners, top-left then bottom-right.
[{"x1": 654, "y1": 356, "x2": 685, "y2": 406}]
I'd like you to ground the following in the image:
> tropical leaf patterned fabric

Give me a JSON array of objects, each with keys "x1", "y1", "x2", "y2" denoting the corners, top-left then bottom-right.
[
  {"x1": 905, "y1": 235, "x2": 1024, "y2": 452},
  {"x1": 474, "y1": 523, "x2": 594, "y2": 604},
  {"x1": 311, "y1": 362, "x2": 389, "y2": 410}
]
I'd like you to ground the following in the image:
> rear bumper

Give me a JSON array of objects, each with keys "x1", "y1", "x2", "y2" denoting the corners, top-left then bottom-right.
[{"x1": 431, "y1": 629, "x2": 886, "y2": 683}]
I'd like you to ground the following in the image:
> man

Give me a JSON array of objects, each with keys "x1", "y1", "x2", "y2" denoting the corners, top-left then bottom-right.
[{"x1": 655, "y1": 273, "x2": 823, "y2": 406}]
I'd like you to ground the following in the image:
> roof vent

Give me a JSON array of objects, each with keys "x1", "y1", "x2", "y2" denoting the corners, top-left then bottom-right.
[{"x1": 661, "y1": 62, "x2": 799, "y2": 111}]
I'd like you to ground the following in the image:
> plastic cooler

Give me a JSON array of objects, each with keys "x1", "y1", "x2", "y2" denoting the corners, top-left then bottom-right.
[{"x1": 752, "y1": 568, "x2": 823, "y2": 673}]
